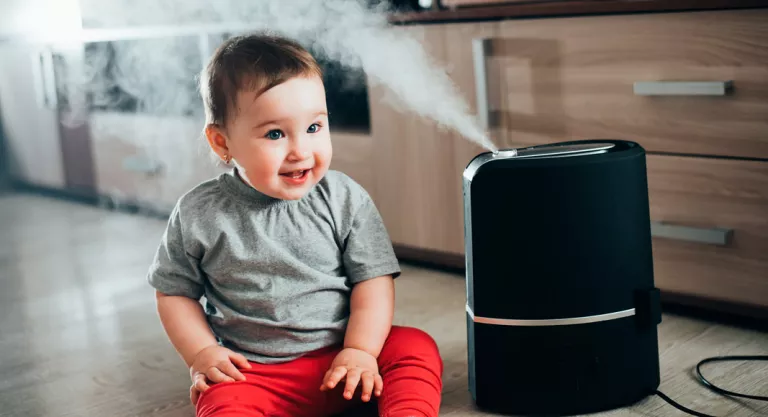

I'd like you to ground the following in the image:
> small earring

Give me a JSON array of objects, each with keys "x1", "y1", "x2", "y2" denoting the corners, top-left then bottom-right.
[{"x1": 223, "y1": 155, "x2": 231, "y2": 164}]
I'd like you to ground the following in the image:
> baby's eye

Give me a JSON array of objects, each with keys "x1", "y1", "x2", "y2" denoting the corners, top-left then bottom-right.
[
  {"x1": 266, "y1": 130, "x2": 284, "y2": 140},
  {"x1": 307, "y1": 123, "x2": 321, "y2": 134}
]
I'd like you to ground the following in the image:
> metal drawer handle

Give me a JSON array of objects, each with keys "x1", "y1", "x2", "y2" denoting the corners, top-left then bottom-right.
[
  {"x1": 31, "y1": 47, "x2": 59, "y2": 109},
  {"x1": 634, "y1": 81, "x2": 733, "y2": 96},
  {"x1": 472, "y1": 38, "x2": 492, "y2": 130},
  {"x1": 650, "y1": 222, "x2": 733, "y2": 246}
]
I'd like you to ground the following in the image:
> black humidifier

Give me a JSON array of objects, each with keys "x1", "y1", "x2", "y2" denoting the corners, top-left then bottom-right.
[{"x1": 463, "y1": 139, "x2": 662, "y2": 416}]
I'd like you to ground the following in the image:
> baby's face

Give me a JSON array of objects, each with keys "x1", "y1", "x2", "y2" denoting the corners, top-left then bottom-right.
[{"x1": 226, "y1": 75, "x2": 331, "y2": 200}]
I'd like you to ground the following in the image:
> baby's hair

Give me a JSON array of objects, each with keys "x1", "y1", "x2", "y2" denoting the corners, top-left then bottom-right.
[{"x1": 200, "y1": 32, "x2": 323, "y2": 127}]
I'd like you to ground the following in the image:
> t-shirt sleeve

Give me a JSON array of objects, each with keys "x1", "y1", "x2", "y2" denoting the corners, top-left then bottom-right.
[
  {"x1": 342, "y1": 191, "x2": 401, "y2": 284},
  {"x1": 147, "y1": 204, "x2": 205, "y2": 299}
]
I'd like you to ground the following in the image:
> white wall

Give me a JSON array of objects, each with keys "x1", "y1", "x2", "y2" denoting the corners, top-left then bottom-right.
[{"x1": 0, "y1": 0, "x2": 81, "y2": 41}]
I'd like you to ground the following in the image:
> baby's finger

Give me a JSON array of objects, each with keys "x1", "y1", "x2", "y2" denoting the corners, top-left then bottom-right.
[
  {"x1": 324, "y1": 366, "x2": 348, "y2": 390},
  {"x1": 319, "y1": 367, "x2": 342, "y2": 391},
  {"x1": 344, "y1": 369, "x2": 362, "y2": 400},
  {"x1": 228, "y1": 351, "x2": 252, "y2": 370},
  {"x1": 219, "y1": 360, "x2": 247, "y2": 381},
  {"x1": 360, "y1": 371, "x2": 375, "y2": 402},
  {"x1": 374, "y1": 374, "x2": 384, "y2": 397},
  {"x1": 193, "y1": 373, "x2": 210, "y2": 393},
  {"x1": 206, "y1": 367, "x2": 235, "y2": 383},
  {"x1": 319, "y1": 369, "x2": 333, "y2": 391},
  {"x1": 190, "y1": 385, "x2": 201, "y2": 405}
]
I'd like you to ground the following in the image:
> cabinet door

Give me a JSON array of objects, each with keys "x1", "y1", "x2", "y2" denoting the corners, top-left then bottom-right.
[
  {"x1": 369, "y1": 22, "x2": 498, "y2": 255},
  {"x1": 0, "y1": 43, "x2": 66, "y2": 188}
]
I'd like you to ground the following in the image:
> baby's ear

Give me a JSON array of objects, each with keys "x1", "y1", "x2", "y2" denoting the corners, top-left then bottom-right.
[{"x1": 205, "y1": 123, "x2": 230, "y2": 158}]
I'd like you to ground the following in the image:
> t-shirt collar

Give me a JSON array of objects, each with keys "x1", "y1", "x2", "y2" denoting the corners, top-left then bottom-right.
[{"x1": 220, "y1": 168, "x2": 299, "y2": 207}]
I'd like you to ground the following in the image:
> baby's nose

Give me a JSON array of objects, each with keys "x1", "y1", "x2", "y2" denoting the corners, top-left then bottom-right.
[{"x1": 287, "y1": 140, "x2": 311, "y2": 160}]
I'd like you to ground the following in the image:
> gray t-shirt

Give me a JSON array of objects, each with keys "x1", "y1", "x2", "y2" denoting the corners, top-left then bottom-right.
[{"x1": 147, "y1": 169, "x2": 401, "y2": 364}]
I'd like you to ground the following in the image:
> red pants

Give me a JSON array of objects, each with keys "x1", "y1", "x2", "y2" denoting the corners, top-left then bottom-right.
[{"x1": 196, "y1": 326, "x2": 443, "y2": 417}]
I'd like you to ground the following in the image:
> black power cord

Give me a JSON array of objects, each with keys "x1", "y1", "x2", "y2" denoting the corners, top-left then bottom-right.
[{"x1": 655, "y1": 355, "x2": 768, "y2": 417}]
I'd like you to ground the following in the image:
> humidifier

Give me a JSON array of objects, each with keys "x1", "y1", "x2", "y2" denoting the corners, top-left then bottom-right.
[{"x1": 463, "y1": 139, "x2": 662, "y2": 416}]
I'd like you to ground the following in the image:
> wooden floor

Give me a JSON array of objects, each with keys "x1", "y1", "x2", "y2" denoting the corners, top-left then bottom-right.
[{"x1": 0, "y1": 193, "x2": 766, "y2": 417}]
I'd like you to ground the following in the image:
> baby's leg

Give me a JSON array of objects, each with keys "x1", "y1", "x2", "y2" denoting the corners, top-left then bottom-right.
[
  {"x1": 196, "y1": 346, "x2": 347, "y2": 417},
  {"x1": 377, "y1": 326, "x2": 443, "y2": 417}
]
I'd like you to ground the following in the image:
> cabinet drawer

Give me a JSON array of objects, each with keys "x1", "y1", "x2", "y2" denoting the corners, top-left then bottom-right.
[
  {"x1": 646, "y1": 154, "x2": 768, "y2": 309},
  {"x1": 489, "y1": 9, "x2": 768, "y2": 159}
]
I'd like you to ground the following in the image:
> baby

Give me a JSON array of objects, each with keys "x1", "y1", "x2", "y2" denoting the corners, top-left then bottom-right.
[{"x1": 147, "y1": 33, "x2": 443, "y2": 417}]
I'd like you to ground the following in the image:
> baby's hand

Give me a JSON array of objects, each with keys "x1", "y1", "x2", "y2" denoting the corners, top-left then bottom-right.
[
  {"x1": 189, "y1": 345, "x2": 251, "y2": 404},
  {"x1": 320, "y1": 348, "x2": 383, "y2": 402}
]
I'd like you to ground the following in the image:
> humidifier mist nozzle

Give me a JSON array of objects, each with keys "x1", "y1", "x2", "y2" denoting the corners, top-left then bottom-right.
[{"x1": 492, "y1": 149, "x2": 518, "y2": 158}]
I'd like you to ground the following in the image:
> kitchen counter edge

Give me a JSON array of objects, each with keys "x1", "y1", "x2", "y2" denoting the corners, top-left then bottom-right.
[{"x1": 388, "y1": 0, "x2": 768, "y2": 24}]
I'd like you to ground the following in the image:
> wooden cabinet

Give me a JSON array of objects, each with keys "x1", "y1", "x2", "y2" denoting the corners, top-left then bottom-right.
[
  {"x1": 488, "y1": 9, "x2": 768, "y2": 314},
  {"x1": 368, "y1": 9, "x2": 768, "y2": 315}
]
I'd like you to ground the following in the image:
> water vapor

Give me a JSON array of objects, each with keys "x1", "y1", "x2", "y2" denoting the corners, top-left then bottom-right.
[{"x1": 66, "y1": 0, "x2": 497, "y2": 152}]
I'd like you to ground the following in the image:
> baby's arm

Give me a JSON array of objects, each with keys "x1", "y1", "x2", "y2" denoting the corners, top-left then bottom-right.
[
  {"x1": 344, "y1": 275, "x2": 395, "y2": 357},
  {"x1": 321, "y1": 275, "x2": 394, "y2": 401},
  {"x1": 149, "y1": 203, "x2": 250, "y2": 405},
  {"x1": 155, "y1": 291, "x2": 219, "y2": 366},
  {"x1": 156, "y1": 291, "x2": 251, "y2": 404},
  {"x1": 320, "y1": 177, "x2": 401, "y2": 401}
]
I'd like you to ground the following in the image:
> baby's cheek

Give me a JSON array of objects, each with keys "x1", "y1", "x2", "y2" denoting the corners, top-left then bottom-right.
[
  {"x1": 314, "y1": 140, "x2": 333, "y2": 171},
  {"x1": 242, "y1": 163, "x2": 277, "y2": 191},
  {"x1": 258, "y1": 155, "x2": 282, "y2": 178}
]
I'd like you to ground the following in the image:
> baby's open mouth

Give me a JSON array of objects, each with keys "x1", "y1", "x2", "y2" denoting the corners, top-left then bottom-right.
[{"x1": 280, "y1": 169, "x2": 308, "y2": 179}]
